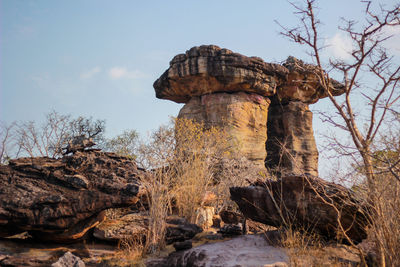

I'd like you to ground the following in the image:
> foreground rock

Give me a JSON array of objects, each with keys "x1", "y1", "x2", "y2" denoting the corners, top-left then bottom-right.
[
  {"x1": 51, "y1": 251, "x2": 85, "y2": 267},
  {"x1": 147, "y1": 235, "x2": 289, "y2": 267},
  {"x1": 0, "y1": 150, "x2": 147, "y2": 242},
  {"x1": 230, "y1": 176, "x2": 368, "y2": 243},
  {"x1": 93, "y1": 213, "x2": 202, "y2": 244}
]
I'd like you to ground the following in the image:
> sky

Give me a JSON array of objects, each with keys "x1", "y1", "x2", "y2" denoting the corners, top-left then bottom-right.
[{"x1": 1, "y1": 0, "x2": 399, "y2": 178}]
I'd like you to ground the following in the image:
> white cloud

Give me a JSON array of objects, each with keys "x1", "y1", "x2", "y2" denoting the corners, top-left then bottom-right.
[
  {"x1": 80, "y1": 66, "x2": 101, "y2": 79},
  {"x1": 325, "y1": 33, "x2": 354, "y2": 60},
  {"x1": 108, "y1": 67, "x2": 147, "y2": 80}
]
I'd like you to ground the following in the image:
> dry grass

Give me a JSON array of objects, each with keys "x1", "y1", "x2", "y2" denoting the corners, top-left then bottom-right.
[{"x1": 135, "y1": 118, "x2": 260, "y2": 255}]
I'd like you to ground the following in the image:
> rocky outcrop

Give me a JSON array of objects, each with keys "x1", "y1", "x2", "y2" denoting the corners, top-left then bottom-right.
[
  {"x1": 230, "y1": 176, "x2": 369, "y2": 243},
  {"x1": 51, "y1": 252, "x2": 85, "y2": 267},
  {"x1": 154, "y1": 45, "x2": 345, "y2": 175},
  {"x1": 93, "y1": 213, "x2": 202, "y2": 244},
  {"x1": 147, "y1": 235, "x2": 289, "y2": 267},
  {"x1": 0, "y1": 150, "x2": 147, "y2": 242},
  {"x1": 178, "y1": 92, "x2": 270, "y2": 167}
]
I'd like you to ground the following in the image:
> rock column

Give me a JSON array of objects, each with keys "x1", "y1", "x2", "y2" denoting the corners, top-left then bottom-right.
[{"x1": 154, "y1": 46, "x2": 345, "y2": 176}]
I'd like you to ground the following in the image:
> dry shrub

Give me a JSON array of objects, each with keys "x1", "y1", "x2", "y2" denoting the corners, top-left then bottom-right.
[
  {"x1": 107, "y1": 236, "x2": 145, "y2": 267},
  {"x1": 356, "y1": 171, "x2": 400, "y2": 266},
  {"x1": 136, "y1": 117, "x2": 258, "y2": 254}
]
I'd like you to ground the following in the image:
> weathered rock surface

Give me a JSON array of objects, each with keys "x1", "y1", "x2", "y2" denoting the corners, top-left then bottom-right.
[
  {"x1": 278, "y1": 56, "x2": 345, "y2": 104},
  {"x1": 165, "y1": 217, "x2": 203, "y2": 244},
  {"x1": 178, "y1": 92, "x2": 270, "y2": 167},
  {"x1": 266, "y1": 98, "x2": 319, "y2": 176},
  {"x1": 0, "y1": 150, "x2": 147, "y2": 242},
  {"x1": 154, "y1": 45, "x2": 288, "y2": 103},
  {"x1": 51, "y1": 251, "x2": 85, "y2": 267},
  {"x1": 230, "y1": 176, "x2": 369, "y2": 243},
  {"x1": 93, "y1": 212, "x2": 148, "y2": 242},
  {"x1": 147, "y1": 234, "x2": 289, "y2": 267},
  {"x1": 93, "y1": 213, "x2": 202, "y2": 245}
]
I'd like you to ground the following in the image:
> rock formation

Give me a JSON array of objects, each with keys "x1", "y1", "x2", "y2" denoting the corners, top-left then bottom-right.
[
  {"x1": 147, "y1": 235, "x2": 289, "y2": 267},
  {"x1": 230, "y1": 176, "x2": 369, "y2": 243},
  {"x1": 93, "y1": 213, "x2": 202, "y2": 244},
  {"x1": 154, "y1": 45, "x2": 345, "y2": 175},
  {"x1": 0, "y1": 150, "x2": 147, "y2": 242}
]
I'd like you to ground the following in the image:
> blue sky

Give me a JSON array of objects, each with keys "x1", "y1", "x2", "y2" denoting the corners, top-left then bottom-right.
[{"x1": 1, "y1": 0, "x2": 399, "y2": 178}]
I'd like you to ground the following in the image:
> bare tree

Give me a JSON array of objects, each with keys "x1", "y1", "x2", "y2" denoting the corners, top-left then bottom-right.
[
  {"x1": 278, "y1": 1, "x2": 400, "y2": 265},
  {"x1": 14, "y1": 111, "x2": 106, "y2": 158},
  {"x1": 0, "y1": 121, "x2": 16, "y2": 163}
]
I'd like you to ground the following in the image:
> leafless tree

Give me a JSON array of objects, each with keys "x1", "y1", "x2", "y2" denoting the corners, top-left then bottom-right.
[
  {"x1": 0, "y1": 121, "x2": 16, "y2": 163},
  {"x1": 13, "y1": 111, "x2": 106, "y2": 158},
  {"x1": 278, "y1": 1, "x2": 400, "y2": 265}
]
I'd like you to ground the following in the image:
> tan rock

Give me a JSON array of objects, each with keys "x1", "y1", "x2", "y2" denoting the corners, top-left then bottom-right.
[
  {"x1": 278, "y1": 56, "x2": 345, "y2": 104},
  {"x1": 178, "y1": 92, "x2": 270, "y2": 168},
  {"x1": 154, "y1": 45, "x2": 287, "y2": 103},
  {"x1": 195, "y1": 206, "x2": 215, "y2": 230}
]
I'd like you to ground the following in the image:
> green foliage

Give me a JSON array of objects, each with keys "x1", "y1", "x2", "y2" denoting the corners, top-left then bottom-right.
[{"x1": 103, "y1": 129, "x2": 139, "y2": 159}]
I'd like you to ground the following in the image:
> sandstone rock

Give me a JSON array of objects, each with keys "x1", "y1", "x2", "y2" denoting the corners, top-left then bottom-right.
[
  {"x1": 63, "y1": 135, "x2": 96, "y2": 155},
  {"x1": 154, "y1": 45, "x2": 346, "y2": 177},
  {"x1": 93, "y1": 213, "x2": 202, "y2": 245},
  {"x1": 147, "y1": 235, "x2": 289, "y2": 267},
  {"x1": 93, "y1": 212, "x2": 148, "y2": 242},
  {"x1": 218, "y1": 224, "x2": 243, "y2": 236},
  {"x1": 266, "y1": 98, "x2": 319, "y2": 177},
  {"x1": 0, "y1": 150, "x2": 147, "y2": 242},
  {"x1": 154, "y1": 45, "x2": 288, "y2": 103},
  {"x1": 230, "y1": 176, "x2": 369, "y2": 243},
  {"x1": 219, "y1": 210, "x2": 244, "y2": 225},
  {"x1": 173, "y1": 240, "x2": 193, "y2": 251},
  {"x1": 165, "y1": 217, "x2": 203, "y2": 244},
  {"x1": 178, "y1": 92, "x2": 270, "y2": 167},
  {"x1": 195, "y1": 206, "x2": 215, "y2": 230},
  {"x1": 51, "y1": 251, "x2": 85, "y2": 267},
  {"x1": 278, "y1": 56, "x2": 345, "y2": 104}
]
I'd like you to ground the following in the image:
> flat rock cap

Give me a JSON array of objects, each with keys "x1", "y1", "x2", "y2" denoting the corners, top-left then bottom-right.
[{"x1": 153, "y1": 45, "x2": 288, "y2": 103}]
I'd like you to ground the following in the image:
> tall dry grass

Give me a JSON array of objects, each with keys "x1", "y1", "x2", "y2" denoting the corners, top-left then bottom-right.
[{"x1": 135, "y1": 117, "x2": 261, "y2": 254}]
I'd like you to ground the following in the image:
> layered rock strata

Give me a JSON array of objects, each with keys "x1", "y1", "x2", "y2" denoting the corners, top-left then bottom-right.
[
  {"x1": 154, "y1": 45, "x2": 345, "y2": 175},
  {"x1": 265, "y1": 97, "x2": 319, "y2": 176},
  {"x1": 0, "y1": 150, "x2": 146, "y2": 242},
  {"x1": 230, "y1": 176, "x2": 369, "y2": 243},
  {"x1": 178, "y1": 92, "x2": 270, "y2": 167}
]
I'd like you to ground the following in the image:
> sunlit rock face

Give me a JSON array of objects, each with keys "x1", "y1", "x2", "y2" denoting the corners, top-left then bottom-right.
[
  {"x1": 154, "y1": 45, "x2": 345, "y2": 175},
  {"x1": 154, "y1": 45, "x2": 287, "y2": 103},
  {"x1": 178, "y1": 92, "x2": 270, "y2": 168}
]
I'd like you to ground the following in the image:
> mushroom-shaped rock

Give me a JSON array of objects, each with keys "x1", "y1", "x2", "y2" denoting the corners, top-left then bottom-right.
[{"x1": 154, "y1": 45, "x2": 288, "y2": 103}]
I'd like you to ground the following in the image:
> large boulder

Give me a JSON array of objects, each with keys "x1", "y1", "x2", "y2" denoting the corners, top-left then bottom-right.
[
  {"x1": 154, "y1": 45, "x2": 287, "y2": 103},
  {"x1": 230, "y1": 176, "x2": 369, "y2": 243},
  {"x1": 147, "y1": 235, "x2": 289, "y2": 267},
  {"x1": 0, "y1": 150, "x2": 147, "y2": 242}
]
